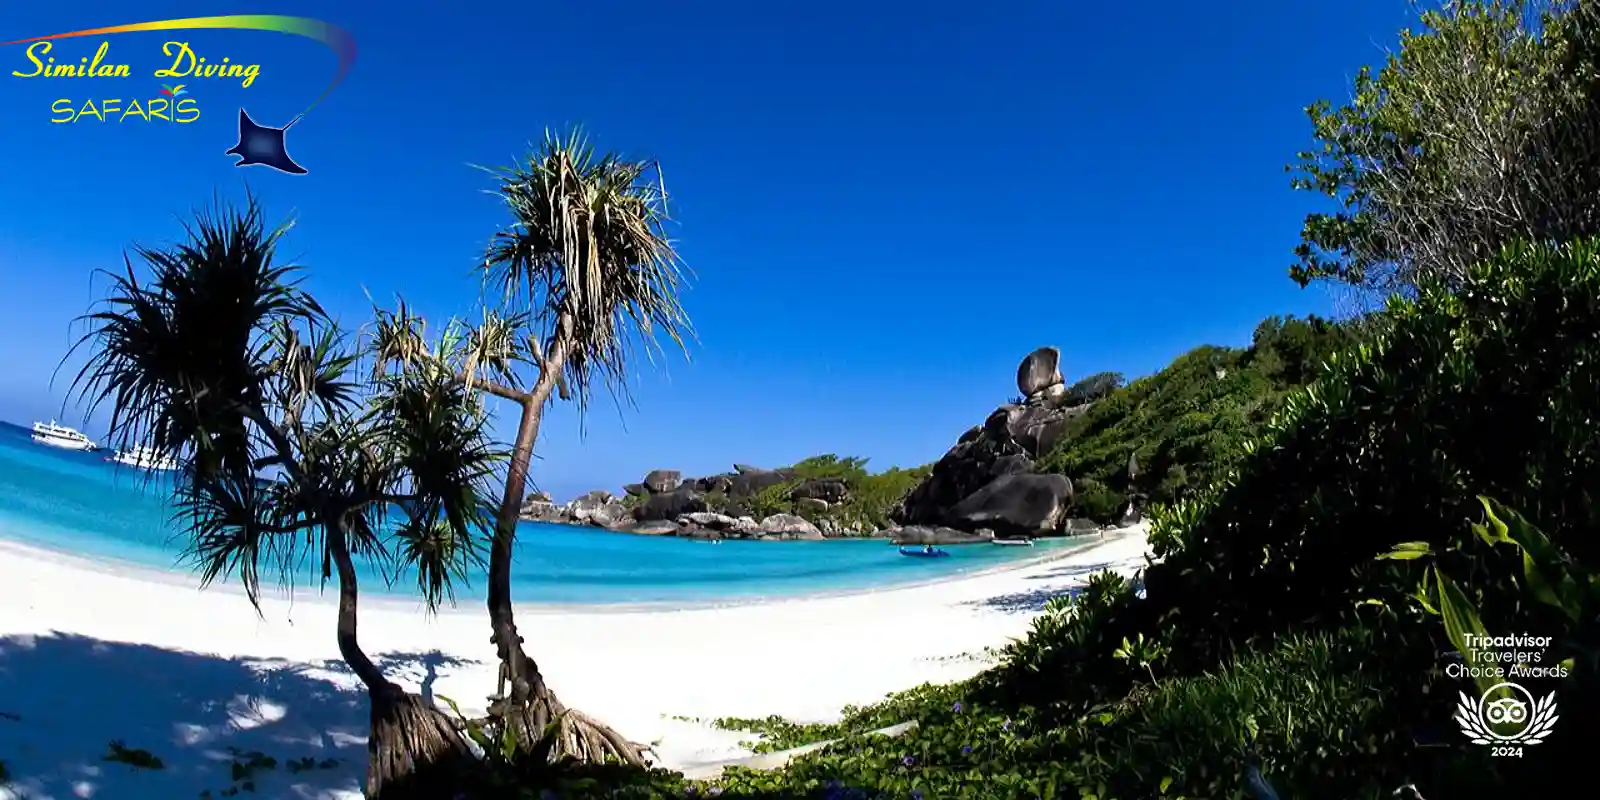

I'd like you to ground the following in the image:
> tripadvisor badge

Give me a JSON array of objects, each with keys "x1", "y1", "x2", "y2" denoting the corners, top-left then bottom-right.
[{"x1": 1455, "y1": 681, "x2": 1559, "y2": 758}]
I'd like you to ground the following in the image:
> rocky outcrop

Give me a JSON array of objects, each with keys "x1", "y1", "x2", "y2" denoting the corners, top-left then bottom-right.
[
  {"x1": 758, "y1": 513, "x2": 824, "y2": 539},
  {"x1": 636, "y1": 487, "x2": 708, "y2": 521},
  {"x1": 790, "y1": 477, "x2": 849, "y2": 503},
  {"x1": 622, "y1": 519, "x2": 682, "y2": 536},
  {"x1": 519, "y1": 490, "x2": 565, "y2": 522},
  {"x1": 568, "y1": 490, "x2": 629, "y2": 528},
  {"x1": 725, "y1": 468, "x2": 794, "y2": 497},
  {"x1": 543, "y1": 462, "x2": 866, "y2": 541},
  {"x1": 890, "y1": 525, "x2": 994, "y2": 545},
  {"x1": 949, "y1": 473, "x2": 1074, "y2": 536},
  {"x1": 894, "y1": 347, "x2": 1091, "y2": 535}
]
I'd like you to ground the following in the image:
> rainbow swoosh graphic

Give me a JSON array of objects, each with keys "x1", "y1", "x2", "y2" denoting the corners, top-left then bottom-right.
[{"x1": 3, "y1": 14, "x2": 357, "y2": 174}]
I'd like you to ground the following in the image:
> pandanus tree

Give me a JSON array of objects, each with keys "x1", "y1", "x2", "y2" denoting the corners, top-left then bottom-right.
[
  {"x1": 372, "y1": 127, "x2": 694, "y2": 763},
  {"x1": 66, "y1": 196, "x2": 504, "y2": 797}
]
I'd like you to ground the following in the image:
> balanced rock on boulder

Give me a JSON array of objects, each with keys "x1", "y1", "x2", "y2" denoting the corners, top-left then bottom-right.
[
  {"x1": 644, "y1": 469, "x2": 682, "y2": 493},
  {"x1": 894, "y1": 346, "x2": 1093, "y2": 533},
  {"x1": 1016, "y1": 346, "x2": 1064, "y2": 397}
]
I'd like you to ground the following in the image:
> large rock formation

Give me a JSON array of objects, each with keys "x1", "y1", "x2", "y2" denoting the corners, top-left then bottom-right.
[
  {"x1": 891, "y1": 525, "x2": 995, "y2": 545},
  {"x1": 894, "y1": 346, "x2": 1088, "y2": 533},
  {"x1": 948, "y1": 473, "x2": 1074, "y2": 536}
]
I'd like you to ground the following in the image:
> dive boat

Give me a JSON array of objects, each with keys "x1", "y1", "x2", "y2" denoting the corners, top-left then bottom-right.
[
  {"x1": 992, "y1": 538, "x2": 1035, "y2": 547},
  {"x1": 898, "y1": 546, "x2": 950, "y2": 558},
  {"x1": 110, "y1": 445, "x2": 179, "y2": 471},
  {"x1": 31, "y1": 420, "x2": 97, "y2": 451}
]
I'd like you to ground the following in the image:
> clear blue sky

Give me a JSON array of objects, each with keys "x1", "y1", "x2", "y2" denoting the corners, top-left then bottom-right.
[{"x1": 0, "y1": 0, "x2": 1412, "y2": 501}]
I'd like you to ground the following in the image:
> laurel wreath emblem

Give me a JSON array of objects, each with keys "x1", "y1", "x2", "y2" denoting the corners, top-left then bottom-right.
[{"x1": 1455, "y1": 689, "x2": 1559, "y2": 745}]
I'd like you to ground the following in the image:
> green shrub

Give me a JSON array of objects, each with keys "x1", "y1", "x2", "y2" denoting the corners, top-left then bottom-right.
[
  {"x1": 1111, "y1": 238, "x2": 1600, "y2": 792},
  {"x1": 1068, "y1": 478, "x2": 1123, "y2": 523},
  {"x1": 1065, "y1": 627, "x2": 1415, "y2": 799},
  {"x1": 1144, "y1": 238, "x2": 1600, "y2": 667},
  {"x1": 1036, "y1": 316, "x2": 1362, "y2": 517}
]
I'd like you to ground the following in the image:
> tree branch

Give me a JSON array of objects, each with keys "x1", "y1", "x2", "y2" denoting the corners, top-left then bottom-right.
[{"x1": 458, "y1": 371, "x2": 529, "y2": 404}]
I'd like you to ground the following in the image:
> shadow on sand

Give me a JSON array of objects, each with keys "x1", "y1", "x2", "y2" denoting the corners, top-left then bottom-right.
[
  {"x1": 0, "y1": 632, "x2": 474, "y2": 800},
  {"x1": 964, "y1": 561, "x2": 1148, "y2": 613}
]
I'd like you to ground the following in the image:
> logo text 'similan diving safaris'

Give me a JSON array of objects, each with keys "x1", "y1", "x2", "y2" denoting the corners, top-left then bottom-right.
[
  {"x1": 3, "y1": 15, "x2": 356, "y2": 174},
  {"x1": 13, "y1": 40, "x2": 260, "y2": 123}
]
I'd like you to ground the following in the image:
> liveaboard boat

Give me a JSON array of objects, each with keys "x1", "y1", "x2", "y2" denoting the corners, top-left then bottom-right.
[
  {"x1": 30, "y1": 420, "x2": 97, "y2": 451},
  {"x1": 109, "y1": 445, "x2": 179, "y2": 471}
]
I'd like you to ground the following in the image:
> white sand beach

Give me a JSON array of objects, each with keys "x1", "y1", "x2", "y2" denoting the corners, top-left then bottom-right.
[{"x1": 0, "y1": 528, "x2": 1150, "y2": 799}]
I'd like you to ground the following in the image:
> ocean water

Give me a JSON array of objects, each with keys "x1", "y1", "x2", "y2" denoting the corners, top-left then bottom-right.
[{"x1": 0, "y1": 422, "x2": 1058, "y2": 606}]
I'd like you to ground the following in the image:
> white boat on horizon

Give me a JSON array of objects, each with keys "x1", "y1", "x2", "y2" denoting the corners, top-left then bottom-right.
[
  {"x1": 110, "y1": 444, "x2": 179, "y2": 471},
  {"x1": 992, "y1": 538, "x2": 1035, "y2": 546},
  {"x1": 31, "y1": 420, "x2": 97, "y2": 451}
]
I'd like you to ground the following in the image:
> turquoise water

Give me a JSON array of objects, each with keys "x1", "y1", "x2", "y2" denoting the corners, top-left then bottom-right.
[{"x1": 0, "y1": 422, "x2": 1055, "y2": 605}]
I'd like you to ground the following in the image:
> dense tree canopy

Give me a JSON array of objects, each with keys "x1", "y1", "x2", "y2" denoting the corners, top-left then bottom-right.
[
  {"x1": 1290, "y1": 0, "x2": 1600, "y2": 293},
  {"x1": 1035, "y1": 315, "x2": 1363, "y2": 521}
]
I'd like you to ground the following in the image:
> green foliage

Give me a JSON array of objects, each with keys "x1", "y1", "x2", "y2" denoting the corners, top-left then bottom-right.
[
  {"x1": 1069, "y1": 479, "x2": 1123, "y2": 522},
  {"x1": 1126, "y1": 238, "x2": 1600, "y2": 793},
  {"x1": 1289, "y1": 0, "x2": 1600, "y2": 290},
  {"x1": 1037, "y1": 315, "x2": 1362, "y2": 522},
  {"x1": 745, "y1": 481, "x2": 799, "y2": 520},
  {"x1": 714, "y1": 456, "x2": 931, "y2": 533},
  {"x1": 1063, "y1": 371, "x2": 1125, "y2": 405},
  {"x1": 789, "y1": 455, "x2": 872, "y2": 482},
  {"x1": 1066, "y1": 627, "x2": 1411, "y2": 800},
  {"x1": 1382, "y1": 497, "x2": 1600, "y2": 708}
]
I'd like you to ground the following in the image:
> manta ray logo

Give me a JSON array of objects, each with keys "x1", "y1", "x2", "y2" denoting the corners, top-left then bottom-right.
[
  {"x1": 226, "y1": 110, "x2": 307, "y2": 174},
  {"x1": 3, "y1": 14, "x2": 356, "y2": 175}
]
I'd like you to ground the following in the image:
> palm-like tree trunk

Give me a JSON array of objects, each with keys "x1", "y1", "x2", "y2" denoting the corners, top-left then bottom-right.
[
  {"x1": 329, "y1": 525, "x2": 475, "y2": 797},
  {"x1": 484, "y1": 353, "x2": 647, "y2": 764}
]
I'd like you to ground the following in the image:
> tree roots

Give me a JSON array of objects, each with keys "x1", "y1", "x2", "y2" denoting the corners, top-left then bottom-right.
[
  {"x1": 488, "y1": 677, "x2": 651, "y2": 766},
  {"x1": 367, "y1": 685, "x2": 477, "y2": 799}
]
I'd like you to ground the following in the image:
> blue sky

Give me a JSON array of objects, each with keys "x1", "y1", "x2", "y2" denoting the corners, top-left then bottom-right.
[{"x1": 0, "y1": 1, "x2": 1413, "y2": 501}]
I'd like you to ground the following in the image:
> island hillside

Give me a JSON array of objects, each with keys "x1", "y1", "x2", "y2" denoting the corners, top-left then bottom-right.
[{"x1": 523, "y1": 314, "x2": 1358, "y2": 543}]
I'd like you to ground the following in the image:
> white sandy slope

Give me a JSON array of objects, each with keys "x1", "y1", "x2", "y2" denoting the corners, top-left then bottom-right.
[{"x1": 0, "y1": 528, "x2": 1150, "y2": 799}]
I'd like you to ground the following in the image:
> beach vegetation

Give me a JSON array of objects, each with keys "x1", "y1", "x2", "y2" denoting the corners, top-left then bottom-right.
[
  {"x1": 368, "y1": 125, "x2": 695, "y2": 767},
  {"x1": 65, "y1": 195, "x2": 504, "y2": 797},
  {"x1": 471, "y1": 126, "x2": 694, "y2": 766}
]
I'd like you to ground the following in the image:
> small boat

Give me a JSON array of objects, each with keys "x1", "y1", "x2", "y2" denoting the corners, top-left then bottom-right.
[
  {"x1": 993, "y1": 538, "x2": 1035, "y2": 547},
  {"x1": 898, "y1": 546, "x2": 950, "y2": 558},
  {"x1": 110, "y1": 445, "x2": 179, "y2": 471},
  {"x1": 31, "y1": 420, "x2": 97, "y2": 451}
]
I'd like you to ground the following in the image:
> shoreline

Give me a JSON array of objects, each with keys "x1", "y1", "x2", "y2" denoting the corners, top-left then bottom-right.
[
  {"x1": 0, "y1": 529, "x2": 1115, "y2": 615},
  {"x1": 0, "y1": 523, "x2": 1151, "y2": 797}
]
